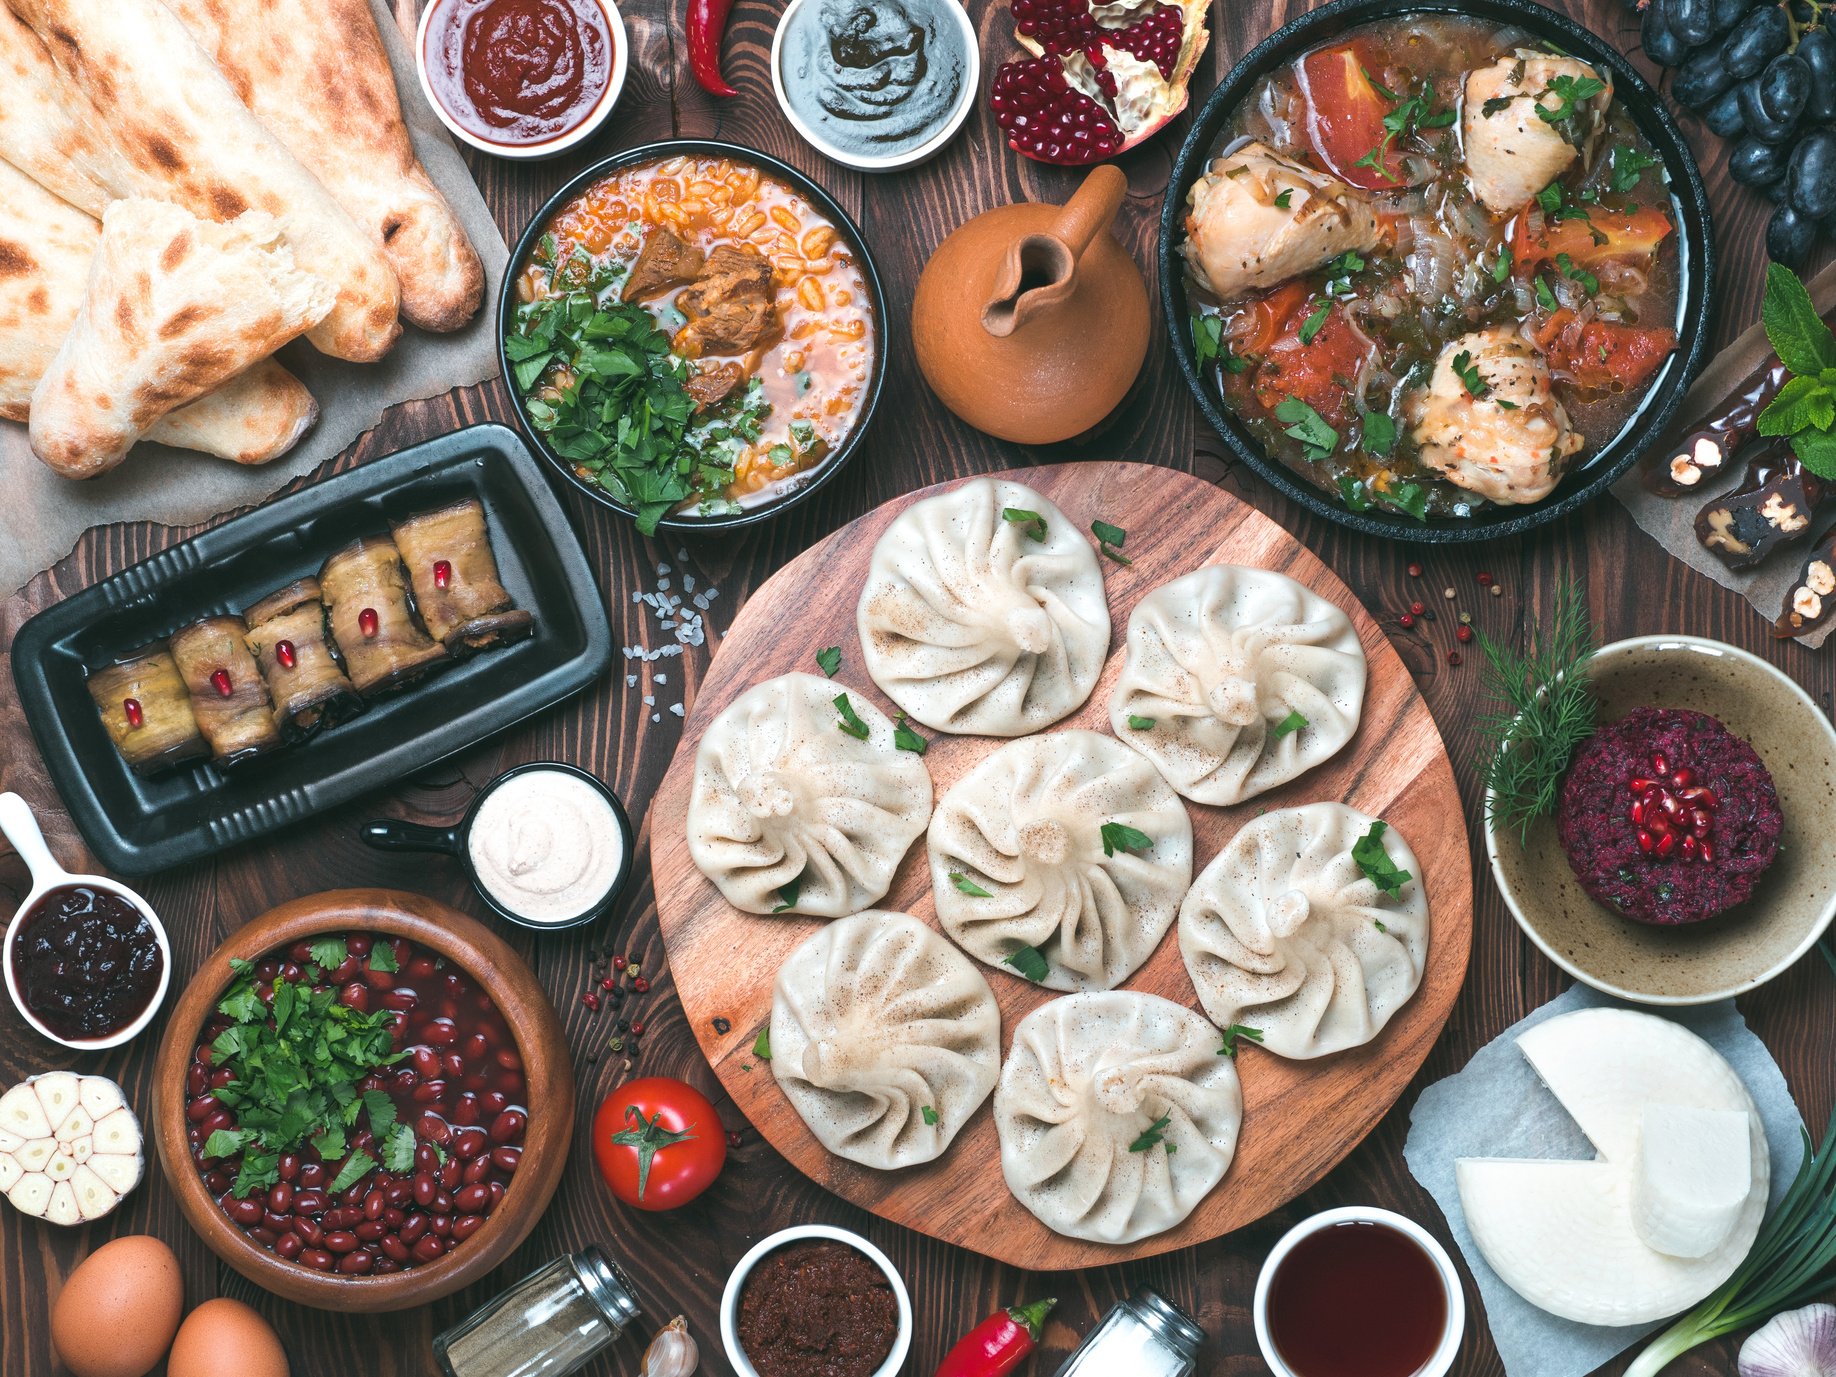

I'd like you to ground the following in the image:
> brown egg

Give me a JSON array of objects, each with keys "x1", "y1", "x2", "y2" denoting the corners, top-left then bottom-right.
[
  {"x1": 50, "y1": 1235, "x2": 184, "y2": 1377},
  {"x1": 167, "y1": 1298, "x2": 290, "y2": 1377}
]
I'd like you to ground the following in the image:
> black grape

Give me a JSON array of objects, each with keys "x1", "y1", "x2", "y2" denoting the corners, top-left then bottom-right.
[
  {"x1": 1737, "y1": 62, "x2": 1805, "y2": 142},
  {"x1": 1644, "y1": 0, "x2": 1689, "y2": 65},
  {"x1": 1767, "y1": 203, "x2": 1815, "y2": 266},
  {"x1": 1705, "y1": 84, "x2": 1747, "y2": 135},
  {"x1": 1800, "y1": 28, "x2": 1836, "y2": 124},
  {"x1": 1757, "y1": 53, "x2": 1812, "y2": 122},
  {"x1": 1722, "y1": 4, "x2": 1790, "y2": 79},
  {"x1": 1788, "y1": 129, "x2": 1836, "y2": 219},
  {"x1": 1731, "y1": 135, "x2": 1788, "y2": 186},
  {"x1": 1671, "y1": 0, "x2": 1717, "y2": 45},
  {"x1": 1706, "y1": 0, "x2": 1752, "y2": 33},
  {"x1": 1675, "y1": 45, "x2": 1735, "y2": 107}
]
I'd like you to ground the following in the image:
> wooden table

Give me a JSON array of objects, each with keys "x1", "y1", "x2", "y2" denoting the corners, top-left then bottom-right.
[{"x1": 1, "y1": 2, "x2": 1831, "y2": 1373}]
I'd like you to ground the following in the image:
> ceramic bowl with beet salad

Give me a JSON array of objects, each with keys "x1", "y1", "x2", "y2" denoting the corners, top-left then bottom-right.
[{"x1": 183, "y1": 931, "x2": 528, "y2": 1280}]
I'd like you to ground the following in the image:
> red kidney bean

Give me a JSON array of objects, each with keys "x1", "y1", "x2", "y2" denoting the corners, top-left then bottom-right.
[
  {"x1": 298, "y1": 1162, "x2": 327, "y2": 1189},
  {"x1": 479, "y1": 1091, "x2": 509, "y2": 1117},
  {"x1": 293, "y1": 1190, "x2": 328, "y2": 1215},
  {"x1": 205, "y1": 1170, "x2": 232, "y2": 1195},
  {"x1": 414, "y1": 1144, "x2": 437, "y2": 1172},
  {"x1": 293, "y1": 1217, "x2": 324, "y2": 1246},
  {"x1": 487, "y1": 1181, "x2": 505, "y2": 1209},
  {"x1": 454, "y1": 1185, "x2": 491, "y2": 1215},
  {"x1": 417, "y1": 1113, "x2": 452, "y2": 1146},
  {"x1": 410, "y1": 1235, "x2": 446, "y2": 1264},
  {"x1": 399, "y1": 1214, "x2": 430, "y2": 1245},
  {"x1": 255, "y1": 960, "x2": 278, "y2": 981},
  {"x1": 380, "y1": 1234, "x2": 410, "y2": 1263},
  {"x1": 339, "y1": 982, "x2": 370, "y2": 1012},
  {"x1": 300, "y1": 1248, "x2": 335, "y2": 1271},
  {"x1": 452, "y1": 1129, "x2": 488, "y2": 1160},
  {"x1": 263, "y1": 1211, "x2": 291, "y2": 1233},
  {"x1": 411, "y1": 1047, "x2": 441, "y2": 1080},
  {"x1": 491, "y1": 1147, "x2": 521, "y2": 1174},
  {"x1": 200, "y1": 1109, "x2": 233, "y2": 1135},
  {"x1": 277, "y1": 1154, "x2": 299, "y2": 1183},
  {"x1": 278, "y1": 961, "x2": 304, "y2": 983},
  {"x1": 351, "y1": 1129, "x2": 375, "y2": 1155},
  {"x1": 380, "y1": 988, "x2": 417, "y2": 1012},
  {"x1": 330, "y1": 956, "x2": 360, "y2": 984},
  {"x1": 193, "y1": 1042, "x2": 214, "y2": 1067},
  {"x1": 439, "y1": 1160, "x2": 462, "y2": 1190},
  {"x1": 462, "y1": 1072, "x2": 489, "y2": 1094},
  {"x1": 249, "y1": 1227, "x2": 278, "y2": 1247},
  {"x1": 430, "y1": 1214, "x2": 453, "y2": 1237},
  {"x1": 495, "y1": 1047, "x2": 522, "y2": 1073},
  {"x1": 355, "y1": 1220, "x2": 388, "y2": 1242},
  {"x1": 322, "y1": 1207, "x2": 362, "y2": 1230},
  {"x1": 268, "y1": 1184, "x2": 293, "y2": 1214},
  {"x1": 392, "y1": 1069, "x2": 419, "y2": 1096},
  {"x1": 366, "y1": 968, "x2": 396, "y2": 992},
  {"x1": 422, "y1": 1018, "x2": 459, "y2": 1047},
  {"x1": 347, "y1": 935, "x2": 372, "y2": 956},
  {"x1": 432, "y1": 1191, "x2": 454, "y2": 1215},
  {"x1": 208, "y1": 1066, "x2": 235, "y2": 1090},
  {"x1": 363, "y1": 1190, "x2": 386, "y2": 1220},
  {"x1": 452, "y1": 1095, "x2": 481, "y2": 1128},
  {"x1": 462, "y1": 1032, "x2": 489, "y2": 1064},
  {"x1": 452, "y1": 1214, "x2": 487, "y2": 1242},
  {"x1": 496, "y1": 1071, "x2": 525, "y2": 1098},
  {"x1": 488, "y1": 1110, "x2": 527, "y2": 1145},
  {"x1": 408, "y1": 955, "x2": 437, "y2": 981},
  {"x1": 373, "y1": 1258, "x2": 401, "y2": 1276},
  {"x1": 411, "y1": 1080, "x2": 448, "y2": 1105},
  {"x1": 463, "y1": 1156, "x2": 491, "y2": 1187},
  {"x1": 385, "y1": 1181, "x2": 413, "y2": 1208},
  {"x1": 187, "y1": 1095, "x2": 218, "y2": 1123},
  {"x1": 225, "y1": 1196, "x2": 263, "y2": 1225},
  {"x1": 288, "y1": 940, "x2": 314, "y2": 964},
  {"x1": 337, "y1": 1251, "x2": 374, "y2": 1275},
  {"x1": 186, "y1": 1064, "x2": 208, "y2": 1097},
  {"x1": 323, "y1": 1231, "x2": 359, "y2": 1254},
  {"x1": 383, "y1": 1207, "x2": 406, "y2": 1228},
  {"x1": 275, "y1": 1232, "x2": 303, "y2": 1260},
  {"x1": 413, "y1": 1174, "x2": 437, "y2": 1208}
]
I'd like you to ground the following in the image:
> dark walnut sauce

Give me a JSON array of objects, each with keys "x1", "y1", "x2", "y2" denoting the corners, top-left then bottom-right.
[
  {"x1": 1190, "y1": 15, "x2": 1682, "y2": 521},
  {"x1": 425, "y1": 0, "x2": 612, "y2": 146},
  {"x1": 780, "y1": 0, "x2": 966, "y2": 156},
  {"x1": 736, "y1": 1240, "x2": 899, "y2": 1377},
  {"x1": 9, "y1": 884, "x2": 162, "y2": 1040}
]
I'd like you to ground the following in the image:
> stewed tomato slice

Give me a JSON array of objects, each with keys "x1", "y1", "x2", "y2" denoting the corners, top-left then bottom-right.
[
  {"x1": 1236, "y1": 281, "x2": 1376, "y2": 430},
  {"x1": 1535, "y1": 309, "x2": 1675, "y2": 393},
  {"x1": 1513, "y1": 205, "x2": 1673, "y2": 269},
  {"x1": 1298, "y1": 42, "x2": 1402, "y2": 190}
]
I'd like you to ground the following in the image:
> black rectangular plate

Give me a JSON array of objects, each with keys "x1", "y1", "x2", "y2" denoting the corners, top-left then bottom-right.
[{"x1": 12, "y1": 425, "x2": 613, "y2": 876}]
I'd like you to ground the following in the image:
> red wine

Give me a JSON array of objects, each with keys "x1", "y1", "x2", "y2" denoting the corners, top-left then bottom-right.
[{"x1": 1268, "y1": 1221, "x2": 1448, "y2": 1377}]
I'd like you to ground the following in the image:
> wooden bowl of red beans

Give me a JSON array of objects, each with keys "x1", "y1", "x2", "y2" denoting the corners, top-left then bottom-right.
[{"x1": 151, "y1": 888, "x2": 575, "y2": 1311}]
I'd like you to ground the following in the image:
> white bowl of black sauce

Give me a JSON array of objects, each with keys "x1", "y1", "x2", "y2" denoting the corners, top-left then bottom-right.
[{"x1": 771, "y1": 0, "x2": 979, "y2": 173}]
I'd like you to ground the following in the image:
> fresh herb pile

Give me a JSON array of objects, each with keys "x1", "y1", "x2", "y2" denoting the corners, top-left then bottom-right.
[
  {"x1": 1758, "y1": 263, "x2": 1836, "y2": 476},
  {"x1": 201, "y1": 942, "x2": 414, "y2": 1200},
  {"x1": 505, "y1": 238, "x2": 769, "y2": 535}
]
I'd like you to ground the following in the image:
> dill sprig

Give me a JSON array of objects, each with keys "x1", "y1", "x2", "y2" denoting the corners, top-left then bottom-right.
[{"x1": 1475, "y1": 578, "x2": 1599, "y2": 845}]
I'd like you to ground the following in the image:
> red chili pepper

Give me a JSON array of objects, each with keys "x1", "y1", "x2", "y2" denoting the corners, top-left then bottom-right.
[
  {"x1": 686, "y1": 0, "x2": 738, "y2": 98},
  {"x1": 935, "y1": 1298, "x2": 1055, "y2": 1377}
]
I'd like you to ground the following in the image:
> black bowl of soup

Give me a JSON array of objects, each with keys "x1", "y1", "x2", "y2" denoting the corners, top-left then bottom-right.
[
  {"x1": 1160, "y1": 0, "x2": 1714, "y2": 542},
  {"x1": 499, "y1": 141, "x2": 887, "y2": 533}
]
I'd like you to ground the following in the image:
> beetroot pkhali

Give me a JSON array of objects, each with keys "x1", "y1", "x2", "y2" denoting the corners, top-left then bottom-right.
[{"x1": 1556, "y1": 706, "x2": 1782, "y2": 925}]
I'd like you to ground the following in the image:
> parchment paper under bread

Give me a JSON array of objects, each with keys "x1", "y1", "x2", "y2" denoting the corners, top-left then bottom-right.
[
  {"x1": 1612, "y1": 262, "x2": 1836, "y2": 648},
  {"x1": 0, "y1": 0, "x2": 506, "y2": 596}
]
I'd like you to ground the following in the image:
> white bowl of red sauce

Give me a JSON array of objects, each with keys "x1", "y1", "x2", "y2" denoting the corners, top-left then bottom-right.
[{"x1": 416, "y1": 0, "x2": 628, "y2": 160}]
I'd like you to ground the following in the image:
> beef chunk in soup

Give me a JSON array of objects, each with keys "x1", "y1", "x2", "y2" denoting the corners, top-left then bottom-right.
[
  {"x1": 1463, "y1": 54, "x2": 1611, "y2": 214},
  {"x1": 677, "y1": 244, "x2": 779, "y2": 355},
  {"x1": 683, "y1": 361, "x2": 746, "y2": 412},
  {"x1": 623, "y1": 228, "x2": 706, "y2": 303},
  {"x1": 1182, "y1": 142, "x2": 1384, "y2": 301}
]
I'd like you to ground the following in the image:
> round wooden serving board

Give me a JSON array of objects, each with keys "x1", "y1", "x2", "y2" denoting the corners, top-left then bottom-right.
[{"x1": 653, "y1": 463, "x2": 1473, "y2": 1269}]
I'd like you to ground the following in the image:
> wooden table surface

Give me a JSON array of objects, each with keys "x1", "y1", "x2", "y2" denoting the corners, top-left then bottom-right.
[{"x1": 1, "y1": 1, "x2": 1832, "y2": 1374}]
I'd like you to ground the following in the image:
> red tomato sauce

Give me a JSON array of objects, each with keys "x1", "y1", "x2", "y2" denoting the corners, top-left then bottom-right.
[{"x1": 424, "y1": 0, "x2": 613, "y2": 146}]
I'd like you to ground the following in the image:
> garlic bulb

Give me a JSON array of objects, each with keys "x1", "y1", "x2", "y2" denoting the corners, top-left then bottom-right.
[
  {"x1": 0, "y1": 1073, "x2": 143, "y2": 1226},
  {"x1": 1741, "y1": 1304, "x2": 1836, "y2": 1377},
  {"x1": 641, "y1": 1316, "x2": 698, "y2": 1377}
]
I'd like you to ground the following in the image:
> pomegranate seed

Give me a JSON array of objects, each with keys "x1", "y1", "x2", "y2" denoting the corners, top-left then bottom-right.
[
  {"x1": 1648, "y1": 814, "x2": 1672, "y2": 836},
  {"x1": 1407, "y1": 562, "x2": 1423, "y2": 577},
  {"x1": 1682, "y1": 834, "x2": 1700, "y2": 858},
  {"x1": 632, "y1": 977, "x2": 651, "y2": 994},
  {"x1": 1410, "y1": 601, "x2": 1426, "y2": 616},
  {"x1": 1699, "y1": 838, "x2": 1714, "y2": 863},
  {"x1": 1628, "y1": 777, "x2": 1654, "y2": 793},
  {"x1": 1477, "y1": 572, "x2": 1494, "y2": 586},
  {"x1": 580, "y1": 993, "x2": 600, "y2": 1011},
  {"x1": 433, "y1": 559, "x2": 452, "y2": 589},
  {"x1": 1630, "y1": 800, "x2": 1646, "y2": 825},
  {"x1": 122, "y1": 696, "x2": 144, "y2": 728},
  {"x1": 1456, "y1": 625, "x2": 1474, "y2": 643},
  {"x1": 276, "y1": 639, "x2": 297, "y2": 669},
  {"x1": 1691, "y1": 809, "x2": 1713, "y2": 836},
  {"x1": 1446, "y1": 651, "x2": 1462, "y2": 666},
  {"x1": 1652, "y1": 754, "x2": 1669, "y2": 776},
  {"x1": 612, "y1": 955, "x2": 628, "y2": 972},
  {"x1": 210, "y1": 667, "x2": 233, "y2": 697},
  {"x1": 1637, "y1": 829, "x2": 1655, "y2": 853},
  {"x1": 1655, "y1": 832, "x2": 1677, "y2": 858},
  {"x1": 1670, "y1": 768, "x2": 1695, "y2": 789},
  {"x1": 1682, "y1": 786, "x2": 1719, "y2": 810},
  {"x1": 1398, "y1": 613, "x2": 1416, "y2": 629},
  {"x1": 358, "y1": 607, "x2": 380, "y2": 638}
]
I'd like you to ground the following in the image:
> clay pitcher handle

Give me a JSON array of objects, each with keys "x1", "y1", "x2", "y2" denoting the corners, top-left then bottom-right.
[{"x1": 982, "y1": 165, "x2": 1129, "y2": 339}]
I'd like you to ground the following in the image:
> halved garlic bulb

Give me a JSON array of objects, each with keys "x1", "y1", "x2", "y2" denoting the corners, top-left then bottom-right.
[
  {"x1": 0, "y1": 1073, "x2": 143, "y2": 1226},
  {"x1": 1740, "y1": 1303, "x2": 1836, "y2": 1377}
]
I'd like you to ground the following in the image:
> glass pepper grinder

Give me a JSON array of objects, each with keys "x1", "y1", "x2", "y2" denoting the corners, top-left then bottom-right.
[
  {"x1": 434, "y1": 1246, "x2": 643, "y2": 1377},
  {"x1": 1054, "y1": 1287, "x2": 1206, "y2": 1377}
]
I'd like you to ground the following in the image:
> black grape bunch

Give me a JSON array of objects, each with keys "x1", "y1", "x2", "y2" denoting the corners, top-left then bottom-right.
[{"x1": 1638, "y1": 0, "x2": 1834, "y2": 266}]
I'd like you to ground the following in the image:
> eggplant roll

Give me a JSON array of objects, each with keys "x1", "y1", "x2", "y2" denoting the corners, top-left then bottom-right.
[
  {"x1": 244, "y1": 577, "x2": 360, "y2": 737},
  {"x1": 168, "y1": 616, "x2": 284, "y2": 763},
  {"x1": 319, "y1": 534, "x2": 448, "y2": 694},
  {"x1": 390, "y1": 500, "x2": 534, "y2": 652},
  {"x1": 86, "y1": 643, "x2": 209, "y2": 774}
]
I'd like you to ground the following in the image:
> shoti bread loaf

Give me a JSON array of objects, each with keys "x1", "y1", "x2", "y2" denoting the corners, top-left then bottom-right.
[
  {"x1": 5, "y1": 0, "x2": 402, "y2": 362},
  {"x1": 0, "y1": 5, "x2": 112, "y2": 216},
  {"x1": 0, "y1": 157, "x2": 319, "y2": 468},
  {"x1": 166, "y1": 0, "x2": 484, "y2": 333},
  {"x1": 28, "y1": 197, "x2": 335, "y2": 479}
]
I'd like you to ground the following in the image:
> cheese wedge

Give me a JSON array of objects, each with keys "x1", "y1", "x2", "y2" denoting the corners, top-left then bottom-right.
[{"x1": 1634, "y1": 1104, "x2": 1752, "y2": 1260}]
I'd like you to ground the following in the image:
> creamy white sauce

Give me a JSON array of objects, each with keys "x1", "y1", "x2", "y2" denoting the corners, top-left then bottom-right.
[{"x1": 467, "y1": 770, "x2": 624, "y2": 924}]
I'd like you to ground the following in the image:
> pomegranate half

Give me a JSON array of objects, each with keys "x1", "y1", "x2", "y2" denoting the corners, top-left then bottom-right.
[{"x1": 991, "y1": 0, "x2": 1213, "y2": 166}]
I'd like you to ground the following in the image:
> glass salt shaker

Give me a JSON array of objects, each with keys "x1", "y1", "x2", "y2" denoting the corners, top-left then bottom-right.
[
  {"x1": 1054, "y1": 1287, "x2": 1207, "y2": 1377},
  {"x1": 434, "y1": 1246, "x2": 643, "y2": 1377}
]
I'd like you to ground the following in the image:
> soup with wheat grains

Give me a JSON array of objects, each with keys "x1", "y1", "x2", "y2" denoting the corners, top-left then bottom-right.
[{"x1": 1182, "y1": 16, "x2": 1681, "y2": 521}]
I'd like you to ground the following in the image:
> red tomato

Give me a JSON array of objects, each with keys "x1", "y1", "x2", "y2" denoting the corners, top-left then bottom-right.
[
  {"x1": 1513, "y1": 205, "x2": 1673, "y2": 269},
  {"x1": 1233, "y1": 281, "x2": 1375, "y2": 428},
  {"x1": 1298, "y1": 43, "x2": 1400, "y2": 190},
  {"x1": 592, "y1": 1077, "x2": 727, "y2": 1211},
  {"x1": 1534, "y1": 309, "x2": 1675, "y2": 393}
]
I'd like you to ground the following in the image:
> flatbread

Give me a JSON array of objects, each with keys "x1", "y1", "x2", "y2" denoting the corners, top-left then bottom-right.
[
  {"x1": 28, "y1": 197, "x2": 334, "y2": 478},
  {"x1": 6, "y1": 0, "x2": 403, "y2": 362},
  {"x1": 167, "y1": 0, "x2": 483, "y2": 333},
  {"x1": 0, "y1": 4, "x2": 112, "y2": 215},
  {"x1": 0, "y1": 158, "x2": 319, "y2": 466}
]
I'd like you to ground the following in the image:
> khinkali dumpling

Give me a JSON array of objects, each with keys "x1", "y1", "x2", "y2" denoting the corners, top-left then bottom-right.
[
  {"x1": 688, "y1": 672, "x2": 932, "y2": 917},
  {"x1": 1109, "y1": 565, "x2": 1366, "y2": 805},
  {"x1": 995, "y1": 992, "x2": 1242, "y2": 1243},
  {"x1": 928, "y1": 730, "x2": 1193, "y2": 991},
  {"x1": 1179, "y1": 803, "x2": 1430, "y2": 1059},
  {"x1": 858, "y1": 478, "x2": 1110, "y2": 736},
  {"x1": 772, "y1": 910, "x2": 1001, "y2": 1170}
]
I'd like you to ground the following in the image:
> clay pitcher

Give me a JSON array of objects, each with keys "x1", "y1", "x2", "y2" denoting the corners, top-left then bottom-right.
[{"x1": 912, "y1": 165, "x2": 1150, "y2": 445}]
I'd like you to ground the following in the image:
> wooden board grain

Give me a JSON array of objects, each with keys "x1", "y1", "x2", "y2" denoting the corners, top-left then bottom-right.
[{"x1": 652, "y1": 462, "x2": 1474, "y2": 1269}]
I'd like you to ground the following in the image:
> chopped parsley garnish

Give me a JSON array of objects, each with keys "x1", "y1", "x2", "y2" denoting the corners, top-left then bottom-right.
[
  {"x1": 1091, "y1": 518, "x2": 1131, "y2": 564},
  {"x1": 1535, "y1": 73, "x2": 1608, "y2": 124},
  {"x1": 1273, "y1": 188, "x2": 1293, "y2": 209},
  {"x1": 329, "y1": 1151, "x2": 379, "y2": 1195},
  {"x1": 1128, "y1": 1114, "x2": 1173, "y2": 1153},
  {"x1": 1275, "y1": 396, "x2": 1339, "y2": 460},
  {"x1": 1127, "y1": 714, "x2": 1157, "y2": 730},
  {"x1": 1535, "y1": 275, "x2": 1560, "y2": 312},
  {"x1": 893, "y1": 713, "x2": 929, "y2": 754},
  {"x1": 1298, "y1": 300, "x2": 1333, "y2": 346},
  {"x1": 752, "y1": 1028, "x2": 772, "y2": 1060},
  {"x1": 921, "y1": 1106, "x2": 939, "y2": 1126},
  {"x1": 767, "y1": 443, "x2": 794, "y2": 466},
  {"x1": 833, "y1": 693, "x2": 871, "y2": 740},
  {"x1": 1555, "y1": 252, "x2": 1599, "y2": 295},
  {"x1": 1451, "y1": 349, "x2": 1490, "y2": 400},
  {"x1": 307, "y1": 937, "x2": 347, "y2": 972},
  {"x1": 816, "y1": 645, "x2": 842, "y2": 677},
  {"x1": 1002, "y1": 507, "x2": 1048, "y2": 541},
  {"x1": 1338, "y1": 476, "x2": 1375, "y2": 512},
  {"x1": 1386, "y1": 481, "x2": 1430, "y2": 523},
  {"x1": 1375, "y1": 918, "x2": 1391, "y2": 934},
  {"x1": 1100, "y1": 822, "x2": 1153, "y2": 857},
  {"x1": 1492, "y1": 244, "x2": 1513, "y2": 283},
  {"x1": 1003, "y1": 945, "x2": 1050, "y2": 983},
  {"x1": 1352, "y1": 820, "x2": 1414, "y2": 897},
  {"x1": 1361, "y1": 411, "x2": 1397, "y2": 458},
  {"x1": 1609, "y1": 146, "x2": 1662, "y2": 196},
  {"x1": 772, "y1": 874, "x2": 802, "y2": 913},
  {"x1": 949, "y1": 872, "x2": 993, "y2": 898},
  {"x1": 1217, "y1": 1024, "x2": 1265, "y2": 1058},
  {"x1": 1535, "y1": 181, "x2": 1607, "y2": 242},
  {"x1": 368, "y1": 942, "x2": 399, "y2": 974},
  {"x1": 1272, "y1": 709, "x2": 1309, "y2": 739},
  {"x1": 1351, "y1": 77, "x2": 1456, "y2": 184}
]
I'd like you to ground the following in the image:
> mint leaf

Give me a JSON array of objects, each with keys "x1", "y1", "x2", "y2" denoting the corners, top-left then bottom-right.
[
  {"x1": 1792, "y1": 427, "x2": 1836, "y2": 481},
  {"x1": 1352, "y1": 820, "x2": 1413, "y2": 897},
  {"x1": 1100, "y1": 821, "x2": 1153, "y2": 857},
  {"x1": 1003, "y1": 945, "x2": 1051, "y2": 982},
  {"x1": 816, "y1": 645, "x2": 842, "y2": 677},
  {"x1": 1758, "y1": 375, "x2": 1835, "y2": 437},
  {"x1": 949, "y1": 872, "x2": 993, "y2": 898},
  {"x1": 1764, "y1": 263, "x2": 1836, "y2": 378}
]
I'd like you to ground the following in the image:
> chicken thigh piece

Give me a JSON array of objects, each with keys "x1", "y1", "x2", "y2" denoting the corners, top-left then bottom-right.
[
  {"x1": 1181, "y1": 141, "x2": 1384, "y2": 300},
  {"x1": 1463, "y1": 53, "x2": 1611, "y2": 215},
  {"x1": 1409, "y1": 325, "x2": 1585, "y2": 505}
]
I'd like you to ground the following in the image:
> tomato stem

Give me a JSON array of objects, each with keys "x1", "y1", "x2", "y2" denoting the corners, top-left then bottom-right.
[{"x1": 610, "y1": 1106, "x2": 697, "y2": 1200}]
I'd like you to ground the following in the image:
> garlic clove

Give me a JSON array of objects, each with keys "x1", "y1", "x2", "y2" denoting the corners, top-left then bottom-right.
[
  {"x1": 1740, "y1": 1302, "x2": 1836, "y2": 1377},
  {"x1": 641, "y1": 1316, "x2": 699, "y2": 1377}
]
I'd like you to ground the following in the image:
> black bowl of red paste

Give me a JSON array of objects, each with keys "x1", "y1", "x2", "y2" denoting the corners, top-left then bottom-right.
[{"x1": 1557, "y1": 707, "x2": 1783, "y2": 925}]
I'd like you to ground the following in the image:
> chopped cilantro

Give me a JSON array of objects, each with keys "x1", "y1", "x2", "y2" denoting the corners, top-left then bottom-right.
[
  {"x1": 368, "y1": 942, "x2": 399, "y2": 974},
  {"x1": 1275, "y1": 396, "x2": 1339, "y2": 461},
  {"x1": 1002, "y1": 507, "x2": 1048, "y2": 541},
  {"x1": 1299, "y1": 300, "x2": 1333, "y2": 346},
  {"x1": 1127, "y1": 714, "x2": 1157, "y2": 730},
  {"x1": 1128, "y1": 1114, "x2": 1173, "y2": 1153},
  {"x1": 753, "y1": 1028, "x2": 772, "y2": 1060},
  {"x1": 772, "y1": 873, "x2": 802, "y2": 914},
  {"x1": 1535, "y1": 275, "x2": 1560, "y2": 312},
  {"x1": 1217, "y1": 1024, "x2": 1265, "y2": 1058},
  {"x1": 1361, "y1": 411, "x2": 1397, "y2": 458},
  {"x1": 833, "y1": 693, "x2": 871, "y2": 741},
  {"x1": 1352, "y1": 819, "x2": 1414, "y2": 896},
  {"x1": 1092, "y1": 519, "x2": 1131, "y2": 565},
  {"x1": 1272, "y1": 709, "x2": 1308, "y2": 739},
  {"x1": 816, "y1": 645, "x2": 842, "y2": 677},
  {"x1": 1451, "y1": 349, "x2": 1490, "y2": 400},
  {"x1": 893, "y1": 713, "x2": 929, "y2": 754},
  {"x1": 1004, "y1": 945, "x2": 1051, "y2": 982},
  {"x1": 949, "y1": 872, "x2": 993, "y2": 898},
  {"x1": 921, "y1": 1106, "x2": 939, "y2": 1126},
  {"x1": 1274, "y1": 189, "x2": 1293, "y2": 209},
  {"x1": 1100, "y1": 821, "x2": 1153, "y2": 857}
]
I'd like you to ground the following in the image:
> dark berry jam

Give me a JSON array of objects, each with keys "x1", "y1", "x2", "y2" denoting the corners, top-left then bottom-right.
[
  {"x1": 8, "y1": 883, "x2": 163, "y2": 1040},
  {"x1": 186, "y1": 932, "x2": 528, "y2": 1277}
]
